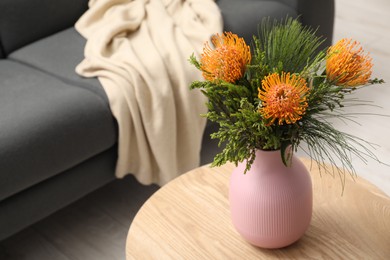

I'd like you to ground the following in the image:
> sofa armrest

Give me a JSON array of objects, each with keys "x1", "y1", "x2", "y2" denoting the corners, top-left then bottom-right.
[
  {"x1": 298, "y1": 0, "x2": 335, "y2": 49},
  {"x1": 217, "y1": 0, "x2": 334, "y2": 49}
]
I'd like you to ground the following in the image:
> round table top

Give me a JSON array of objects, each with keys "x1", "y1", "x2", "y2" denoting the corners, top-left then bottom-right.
[{"x1": 126, "y1": 158, "x2": 390, "y2": 259}]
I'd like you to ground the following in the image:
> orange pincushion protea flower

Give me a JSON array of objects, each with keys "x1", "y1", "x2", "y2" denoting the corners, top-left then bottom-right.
[
  {"x1": 200, "y1": 32, "x2": 251, "y2": 83},
  {"x1": 326, "y1": 38, "x2": 373, "y2": 87},
  {"x1": 259, "y1": 72, "x2": 309, "y2": 125}
]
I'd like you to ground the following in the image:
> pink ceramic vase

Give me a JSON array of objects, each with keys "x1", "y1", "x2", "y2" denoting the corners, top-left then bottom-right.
[{"x1": 229, "y1": 149, "x2": 312, "y2": 249}]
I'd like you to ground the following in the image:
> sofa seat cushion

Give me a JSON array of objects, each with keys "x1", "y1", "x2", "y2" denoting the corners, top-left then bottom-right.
[
  {"x1": 9, "y1": 27, "x2": 106, "y2": 103},
  {"x1": 0, "y1": 60, "x2": 117, "y2": 201}
]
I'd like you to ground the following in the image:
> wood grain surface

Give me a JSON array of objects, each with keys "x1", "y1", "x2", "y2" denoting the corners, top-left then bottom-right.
[
  {"x1": 1, "y1": 1, "x2": 389, "y2": 259},
  {"x1": 126, "y1": 158, "x2": 390, "y2": 259}
]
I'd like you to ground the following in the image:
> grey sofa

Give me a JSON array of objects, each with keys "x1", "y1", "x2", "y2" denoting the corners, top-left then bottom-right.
[{"x1": 0, "y1": 0, "x2": 334, "y2": 240}]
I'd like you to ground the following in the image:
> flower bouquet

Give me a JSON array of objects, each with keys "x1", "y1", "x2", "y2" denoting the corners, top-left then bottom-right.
[{"x1": 189, "y1": 17, "x2": 384, "y2": 182}]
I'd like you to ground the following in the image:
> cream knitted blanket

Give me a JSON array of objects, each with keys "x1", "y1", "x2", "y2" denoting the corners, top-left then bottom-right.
[{"x1": 75, "y1": 0, "x2": 222, "y2": 185}]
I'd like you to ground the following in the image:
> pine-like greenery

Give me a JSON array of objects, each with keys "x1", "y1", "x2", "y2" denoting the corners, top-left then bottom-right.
[{"x1": 190, "y1": 17, "x2": 385, "y2": 181}]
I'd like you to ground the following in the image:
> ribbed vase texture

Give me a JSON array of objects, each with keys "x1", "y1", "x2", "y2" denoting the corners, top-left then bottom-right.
[{"x1": 229, "y1": 150, "x2": 312, "y2": 249}]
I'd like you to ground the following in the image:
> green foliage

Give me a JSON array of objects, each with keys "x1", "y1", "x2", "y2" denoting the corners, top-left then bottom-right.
[
  {"x1": 255, "y1": 17, "x2": 325, "y2": 75},
  {"x1": 189, "y1": 17, "x2": 385, "y2": 182}
]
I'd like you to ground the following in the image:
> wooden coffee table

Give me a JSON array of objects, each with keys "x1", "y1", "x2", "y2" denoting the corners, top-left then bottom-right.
[{"x1": 126, "y1": 158, "x2": 390, "y2": 259}]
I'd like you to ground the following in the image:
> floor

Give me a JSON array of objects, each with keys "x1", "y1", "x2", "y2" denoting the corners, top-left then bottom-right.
[{"x1": 1, "y1": 0, "x2": 389, "y2": 259}]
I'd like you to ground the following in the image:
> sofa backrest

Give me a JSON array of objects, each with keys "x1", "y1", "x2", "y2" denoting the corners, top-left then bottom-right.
[{"x1": 0, "y1": 0, "x2": 88, "y2": 58}]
